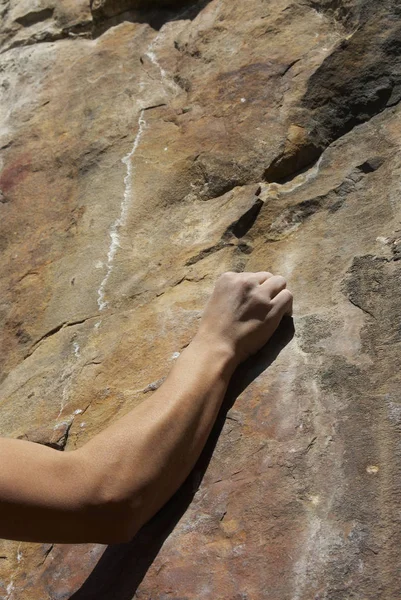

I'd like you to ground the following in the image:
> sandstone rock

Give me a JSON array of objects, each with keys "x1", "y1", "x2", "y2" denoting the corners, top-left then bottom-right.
[
  {"x1": 17, "y1": 419, "x2": 73, "y2": 451},
  {"x1": 0, "y1": 0, "x2": 401, "y2": 598},
  {"x1": 0, "y1": 1, "x2": 92, "y2": 52}
]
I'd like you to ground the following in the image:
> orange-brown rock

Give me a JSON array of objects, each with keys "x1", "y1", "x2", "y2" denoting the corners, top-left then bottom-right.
[{"x1": 1, "y1": 0, "x2": 401, "y2": 598}]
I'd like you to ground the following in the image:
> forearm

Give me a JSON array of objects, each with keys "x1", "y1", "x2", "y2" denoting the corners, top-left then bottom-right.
[
  {"x1": 78, "y1": 335, "x2": 236, "y2": 539},
  {"x1": 0, "y1": 337, "x2": 234, "y2": 545},
  {"x1": 0, "y1": 271, "x2": 291, "y2": 545}
]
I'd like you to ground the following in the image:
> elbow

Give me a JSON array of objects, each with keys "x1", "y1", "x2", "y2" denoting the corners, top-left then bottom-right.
[
  {"x1": 88, "y1": 492, "x2": 143, "y2": 545},
  {"x1": 69, "y1": 449, "x2": 142, "y2": 545},
  {"x1": 85, "y1": 497, "x2": 141, "y2": 545},
  {"x1": 107, "y1": 501, "x2": 141, "y2": 544}
]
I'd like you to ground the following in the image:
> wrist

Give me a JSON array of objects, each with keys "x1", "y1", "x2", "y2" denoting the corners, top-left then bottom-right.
[{"x1": 189, "y1": 332, "x2": 238, "y2": 377}]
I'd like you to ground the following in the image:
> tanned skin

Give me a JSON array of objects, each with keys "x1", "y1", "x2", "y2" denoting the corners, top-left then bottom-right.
[{"x1": 0, "y1": 271, "x2": 292, "y2": 544}]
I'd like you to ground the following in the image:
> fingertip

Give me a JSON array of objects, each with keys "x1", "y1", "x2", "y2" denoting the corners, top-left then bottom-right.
[
  {"x1": 285, "y1": 289, "x2": 293, "y2": 316},
  {"x1": 271, "y1": 288, "x2": 293, "y2": 317}
]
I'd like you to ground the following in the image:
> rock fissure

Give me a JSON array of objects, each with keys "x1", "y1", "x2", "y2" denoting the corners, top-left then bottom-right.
[
  {"x1": 25, "y1": 316, "x2": 100, "y2": 359},
  {"x1": 0, "y1": 21, "x2": 93, "y2": 55},
  {"x1": 223, "y1": 198, "x2": 264, "y2": 239},
  {"x1": 185, "y1": 241, "x2": 234, "y2": 266},
  {"x1": 143, "y1": 102, "x2": 168, "y2": 111},
  {"x1": 348, "y1": 296, "x2": 376, "y2": 320},
  {"x1": 36, "y1": 544, "x2": 54, "y2": 567}
]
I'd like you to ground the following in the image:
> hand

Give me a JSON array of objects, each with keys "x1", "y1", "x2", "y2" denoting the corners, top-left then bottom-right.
[{"x1": 196, "y1": 271, "x2": 293, "y2": 366}]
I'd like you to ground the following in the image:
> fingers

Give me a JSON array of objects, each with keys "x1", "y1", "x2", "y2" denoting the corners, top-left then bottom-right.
[
  {"x1": 270, "y1": 288, "x2": 293, "y2": 317},
  {"x1": 222, "y1": 272, "x2": 291, "y2": 309},
  {"x1": 261, "y1": 274, "x2": 287, "y2": 298},
  {"x1": 247, "y1": 271, "x2": 273, "y2": 285}
]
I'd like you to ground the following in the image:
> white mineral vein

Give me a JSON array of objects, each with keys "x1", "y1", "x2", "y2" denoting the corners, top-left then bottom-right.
[
  {"x1": 97, "y1": 29, "x2": 179, "y2": 311},
  {"x1": 145, "y1": 32, "x2": 181, "y2": 96},
  {"x1": 97, "y1": 110, "x2": 147, "y2": 311},
  {"x1": 6, "y1": 581, "x2": 14, "y2": 600}
]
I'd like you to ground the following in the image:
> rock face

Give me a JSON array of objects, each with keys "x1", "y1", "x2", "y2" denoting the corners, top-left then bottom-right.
[{"x1": 1, "y1": 0, "x2": 401, "y2": 598}]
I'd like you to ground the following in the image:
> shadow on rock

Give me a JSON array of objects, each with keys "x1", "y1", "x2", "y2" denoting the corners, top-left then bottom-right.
[
  {"x1": 69, "y1": 316, "x2": 295, "y2": 600},
  {"x1": 92, "y1": 0, "x2": 213, "y2": 36}
]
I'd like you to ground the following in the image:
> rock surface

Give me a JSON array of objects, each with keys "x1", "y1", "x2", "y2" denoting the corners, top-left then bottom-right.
[{"x1": 1, "y1": 0, "x2": 401, "y2": 598}]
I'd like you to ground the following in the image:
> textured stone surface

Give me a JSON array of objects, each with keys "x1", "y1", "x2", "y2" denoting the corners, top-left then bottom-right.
[{"x1": 1, "y1": 0, "x2": 401, "y2": 598}]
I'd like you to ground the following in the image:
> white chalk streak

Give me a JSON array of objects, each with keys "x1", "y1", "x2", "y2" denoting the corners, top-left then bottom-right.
[
  {"x1": 73, "y1": 341, "x2": 80, "y2": 358},
  {"x1": 145, "y1": 34, "x2": 181, "y2": 97},
  {"x1": 6, "y1": 581, "x2": 14, "y2": 599},
  {"x1": 58, "y1": 372, "x2": 71, "y2": 419},
  {"x1": 97, "y1": 111, "x2": 147, "y2": 311}
]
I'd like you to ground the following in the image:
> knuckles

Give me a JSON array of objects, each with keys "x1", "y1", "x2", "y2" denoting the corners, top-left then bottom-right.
[
  {"x1": 218, "y1": 271, "x2": 287, "y2": 286},
  {"x1": 218, "y1": 271, "x2": 236, "y2": 283},
  {"x1": 218, "y1": 272, "x2": 256, "y2": 295},
  {"x1": 250, "y1": 286, "x2": 273, "y2": 308},
  {"x1": 217, "y1": 272, "x2": 290, "y2": 303}
]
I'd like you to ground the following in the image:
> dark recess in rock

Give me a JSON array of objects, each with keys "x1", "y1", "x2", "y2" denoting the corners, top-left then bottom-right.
[
  {"x1": 90, "y1": 0, "x2": 212, "y2": 34},
  {"x1": 185, "y1": 241, "x2": 233, "y2": 266},
  {"x1": 15, "y1": 7, "x2": 55, "y2": 27},
  {"x1": 223, "y1": 198, "x2": 264, "y2": 239},
  {"x1": 355, "y1": 157, "x2": 385, "y2": 173},
  {"x1": 264, "y1": 146, "x2": 322, "y2": 184}
]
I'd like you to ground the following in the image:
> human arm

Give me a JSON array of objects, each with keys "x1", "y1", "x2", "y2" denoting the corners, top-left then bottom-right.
[{"x1": 0, "y1": 271, "x2": 292, "y2": 544}]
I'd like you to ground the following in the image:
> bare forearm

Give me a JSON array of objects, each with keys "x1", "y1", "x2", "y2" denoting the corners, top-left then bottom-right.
[
  {"x1": 0, "y1": 337, "x2": 234, "y2": 545},
  {"x1": 78, "y1": 335, "x2": 236, "y2": 538},
  {"x1": 0, "y1": 271, "x2": 292, "y2": 545}
]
